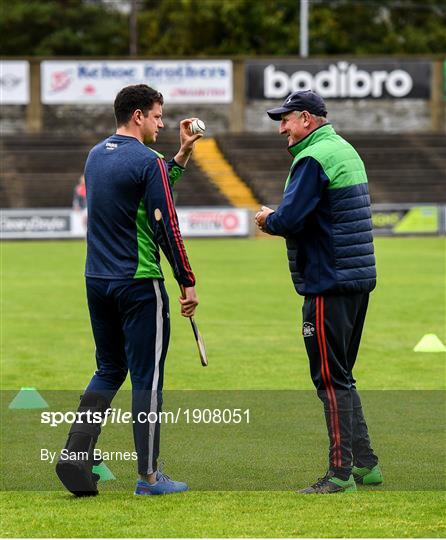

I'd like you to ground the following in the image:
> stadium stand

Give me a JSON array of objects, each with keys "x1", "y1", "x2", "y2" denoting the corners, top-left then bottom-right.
[
  {"x1": 1, "y1": 133, "x2": 445, "y2": 209},
  {"x1": 215, "y1": 133, "x2": 446, "y2": 206},
  {"x1": 0, "y1": 133, "x2": 230, "y2": 208},
  {"x1": 193, "y1": 138, "x2": 259, "y2": 209}
]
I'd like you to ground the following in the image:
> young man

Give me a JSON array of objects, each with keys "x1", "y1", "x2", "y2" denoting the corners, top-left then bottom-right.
[
  {"x1": 255, "y1": 90, "x2": 383, "y2": 494},
  {"x1": 56, "y1": 84, "x2": 201, "y2": 497}
]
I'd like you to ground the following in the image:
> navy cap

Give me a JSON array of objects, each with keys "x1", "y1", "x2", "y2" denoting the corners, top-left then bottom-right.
[{"x1": 267, "y1": 90, "x2": 327, "y2": 120}]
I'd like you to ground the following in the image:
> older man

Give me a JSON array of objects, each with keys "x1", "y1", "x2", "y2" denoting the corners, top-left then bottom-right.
[{"x1": 255, "y1": 90, "x2": 383, "y2": 494}]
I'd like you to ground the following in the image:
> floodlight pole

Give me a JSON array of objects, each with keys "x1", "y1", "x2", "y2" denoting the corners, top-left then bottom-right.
[
  {"x1": 300, "y1": 0, "x2": 309, "y2": 58},
  {"x1": 129, "y1": 0, "x2": 138, "y2": 56}
]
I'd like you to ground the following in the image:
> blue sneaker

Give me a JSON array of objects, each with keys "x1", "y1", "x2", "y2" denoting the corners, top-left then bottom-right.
[{"x1": 134, "y1": 470, "x2": 188, "y2": 496}]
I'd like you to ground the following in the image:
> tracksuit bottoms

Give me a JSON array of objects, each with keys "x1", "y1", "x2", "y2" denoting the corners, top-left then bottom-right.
[
  {"x1": 302, "y1": 293, "x2": 379, "y2": 480},
  {"x1": 84, "y1": 277, "x2": 170, "y2": 475}
]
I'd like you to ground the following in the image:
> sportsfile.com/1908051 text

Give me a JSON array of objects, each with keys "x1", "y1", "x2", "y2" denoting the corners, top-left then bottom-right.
[{"x1": 40, "y1": 408, "x2": 251, "y2": 427}]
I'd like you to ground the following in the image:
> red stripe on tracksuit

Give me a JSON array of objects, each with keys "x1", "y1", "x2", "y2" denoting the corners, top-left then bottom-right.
[
  {"x1": 316, "y1": 296, "x2": 342, "y2": 468},
  {"x1": 156, "y1": 158, "x2": 195, "y2": 285}
]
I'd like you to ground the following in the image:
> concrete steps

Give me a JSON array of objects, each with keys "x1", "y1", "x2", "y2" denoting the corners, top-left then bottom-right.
[
  {"x1": 0, "y1": 133, "x2": 230, "y2": 208},
  {"x1": 215, "y1": 133, "x2": 446, "y2": 205}
]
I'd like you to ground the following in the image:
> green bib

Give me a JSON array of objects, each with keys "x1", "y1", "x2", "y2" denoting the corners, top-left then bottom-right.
[{"x1": 284, "y1": 124, "x2": 368, "y2": 191}]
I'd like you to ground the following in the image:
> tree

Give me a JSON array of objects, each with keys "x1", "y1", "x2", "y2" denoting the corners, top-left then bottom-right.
[
  {"x1": 1, "y1": 0, "x2": 445, "y2": 57},
  {"x1": 0, "y1": 0, "x2": 128, "y2": 56},
  {"x1": 309, "y1": 0, "x2": 446, "y2": 55}
]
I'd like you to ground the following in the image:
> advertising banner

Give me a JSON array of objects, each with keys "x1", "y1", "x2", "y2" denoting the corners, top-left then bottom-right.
[
  {"x1": 41, "y1": 60, "x2": 232, "y2": 104},
  {"x1": 1, "y1": 206, "x2": 441, "y2": 239},
  {"x1": 1, "y1": 209, "x2": 72, "y2": 239},
  {"x1": 1, "y1": 208, "x2": 250, "y2": 239},
  {"x1": 177, "y1": 208, "x2": 249, "y2": 237},
  {"x1": 372, "y1": 205, "x2": 439, "y2": 235},
  {"x1": 0, "y1": 61, "x2": 30, "y2": 104},
  {"x1": 247, "y1": 60, "x2": 431, "y2": 100}
]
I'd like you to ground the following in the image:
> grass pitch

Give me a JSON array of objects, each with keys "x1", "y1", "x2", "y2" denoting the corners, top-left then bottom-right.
[{"x1": 1, "y1": 237, "x2": 445, "y2": 537}]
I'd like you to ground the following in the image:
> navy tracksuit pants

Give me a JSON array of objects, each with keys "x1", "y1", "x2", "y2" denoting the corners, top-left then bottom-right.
[
  {"x1": 84, "y1": 277, "x2": 170, "y2": 475},
  {"x1": 302, "y1": 293, "x2": 378, "y2": 480}
]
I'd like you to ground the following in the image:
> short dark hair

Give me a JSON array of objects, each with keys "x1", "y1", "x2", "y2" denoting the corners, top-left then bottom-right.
[{"x1": 114, "y1": 84, "x2": 164, "y2": 126}]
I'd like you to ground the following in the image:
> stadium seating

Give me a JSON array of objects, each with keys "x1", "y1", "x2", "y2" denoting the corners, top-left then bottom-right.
[
  {"x1": 215, "y1": 133, "x2": 446, "y2": 206},
  {"x1": 1, "y1": 133, "x2": 445, "y2": 208},
  {"x1": 0, "y1": 134, "x2": 230, "y2": 208}
]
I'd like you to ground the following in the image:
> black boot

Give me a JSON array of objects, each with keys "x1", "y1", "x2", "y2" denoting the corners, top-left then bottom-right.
[{"x1": 56, "y1": 392, "x2": 110, "y2": 497}]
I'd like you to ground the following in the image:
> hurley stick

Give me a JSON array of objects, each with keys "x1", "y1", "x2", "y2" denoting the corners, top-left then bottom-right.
[{"x1": 154, "y1": 208, "x2": 208, "y2": 367}]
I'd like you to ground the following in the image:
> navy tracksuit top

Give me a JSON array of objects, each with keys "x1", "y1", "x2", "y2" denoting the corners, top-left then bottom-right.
[{"x1": 84, "y1": 134, "x2": 195, "y2": 288}]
